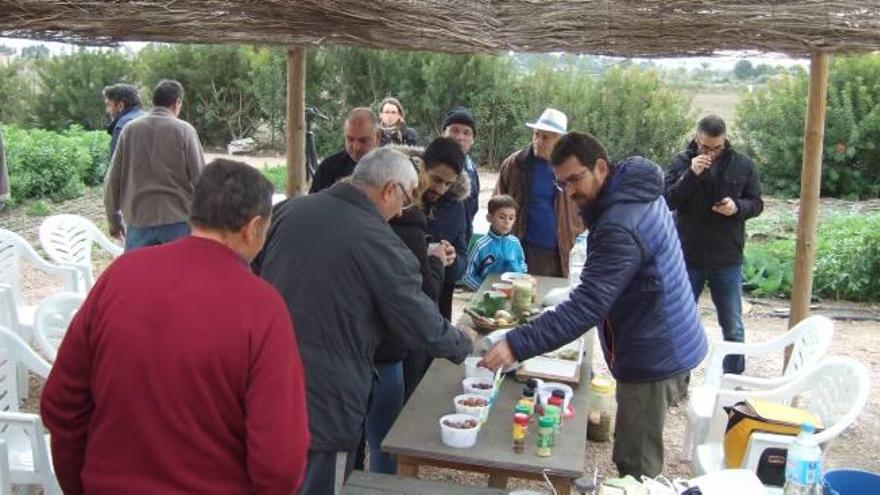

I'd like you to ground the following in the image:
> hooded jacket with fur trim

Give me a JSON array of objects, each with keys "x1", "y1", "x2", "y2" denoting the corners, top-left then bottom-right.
[{"x1": 423, "y1": 165, "x2": 471, "y2": 284}]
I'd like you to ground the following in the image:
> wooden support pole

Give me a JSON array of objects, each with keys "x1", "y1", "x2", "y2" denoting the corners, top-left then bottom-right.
[
  {"x1": 285, "y1": 46, "x2": 307, "y2": 197},
  {"x1": 788, "y1": 51, "x2": 829, "y2": 332}
]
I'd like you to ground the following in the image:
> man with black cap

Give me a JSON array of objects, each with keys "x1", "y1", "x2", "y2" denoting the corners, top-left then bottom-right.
[{"x1": 442, "y1": 107, "x2": 480, "y2": 247}]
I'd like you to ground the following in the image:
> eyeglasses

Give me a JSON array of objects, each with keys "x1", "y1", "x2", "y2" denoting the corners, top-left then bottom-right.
[
  {"x1": 553, "y1": 171, "x2": 588, "y2": 192},
  {"x1": 697, "y1": 142, "x2": 726, "y2": 155},
  {"x1": 395, "y1": 182, "x2": 414, "y2": 210}
]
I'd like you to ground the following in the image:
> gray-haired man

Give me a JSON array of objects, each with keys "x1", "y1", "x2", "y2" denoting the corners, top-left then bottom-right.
[{"x1": 254, "y1": 147, "x2": 476, "y2": 495}]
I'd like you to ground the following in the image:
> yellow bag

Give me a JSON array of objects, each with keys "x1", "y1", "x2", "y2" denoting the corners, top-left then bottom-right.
[{"x1": 723, "y1": 398, "x2": 824, "y2": 469}]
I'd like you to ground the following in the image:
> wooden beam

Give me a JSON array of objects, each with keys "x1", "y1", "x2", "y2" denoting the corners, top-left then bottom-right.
[
  {"x1": 788, "y1": 51, "x2": 829, "y2": 330},
  {"x1": 285, "y1": 46, "x2": 306, "y2": 197}
]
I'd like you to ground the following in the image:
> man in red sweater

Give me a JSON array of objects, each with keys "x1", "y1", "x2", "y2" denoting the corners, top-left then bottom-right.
[{"x1": 41, "y1": 159, "x2": 310, "y2": 494}]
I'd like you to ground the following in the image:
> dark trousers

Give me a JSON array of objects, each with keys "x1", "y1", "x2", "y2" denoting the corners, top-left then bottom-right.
[
  {"x1": 124, "y1": 221, "x2": 190, "y2": 252},
  {"x1": 299, "y1": 449, "x2": 356, "y2": 495},
  {"x1": 438, "y1": 280, "x2": 454, "y2": 320},
  {"x1": 613, "y1": 373, "x2": 688, "y2": 478},
  {"x1": 524, "y1": 243, "x2": 563, "y2": 277},
  {"x1": 688, "y1": 265, "x2": 746, "y2": 374},
  {"x1": 402, "y1": 350, "x2": 432, "y2": 401}
]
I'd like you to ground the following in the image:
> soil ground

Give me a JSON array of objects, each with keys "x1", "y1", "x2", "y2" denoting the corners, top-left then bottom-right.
[{"x1": 2, "y1": 158, "x2": 877, "y2": 493}]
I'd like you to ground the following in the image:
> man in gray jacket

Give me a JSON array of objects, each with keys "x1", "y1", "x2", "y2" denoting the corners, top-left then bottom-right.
[
  {"x1": 104, "y1": 79, "x2": 205, "y2": 251},
  {"x1": 254, "y1": 148, "x2": 476, "y2": 495}
]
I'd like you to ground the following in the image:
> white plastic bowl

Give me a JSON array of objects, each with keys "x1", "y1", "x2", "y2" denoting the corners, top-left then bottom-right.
[
  {"x1": 454, "y1": 393, "x2": 489, "y2": 418},
  {"x1": 501, "y1": 272, "x2": 535, "y2": 283},
  {"x1": 464, "y1": 356, "x2": 495, "y2": 381},
  {"x1": 538, "y1": 382, "x2": 574, "y2": 411},
  {"x1": 462, "y1": 377, "x2": 494, "y2": 397},
  {"x1": 439, "y1": 413, "x2": 479, "y2": 448}
]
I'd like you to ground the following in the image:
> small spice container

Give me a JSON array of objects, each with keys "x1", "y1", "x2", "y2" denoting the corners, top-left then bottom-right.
[
  {"x1": 536, "y1": 415, "x2": 555, "y2": 457},
  {"x1": 544, "y1": 404, "x2": 561, "y2": 445},
  {"x1": 586, "y1": 375, "x2": 616, "y2": 442},
  {"x1": 511, "y1": 413, "x2": 529, "y2": 453}
]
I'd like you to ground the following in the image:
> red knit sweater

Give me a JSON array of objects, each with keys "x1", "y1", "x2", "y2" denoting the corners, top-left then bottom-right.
[{"x1": 41, "y1": 236, "x2": 310, "y2": 494}]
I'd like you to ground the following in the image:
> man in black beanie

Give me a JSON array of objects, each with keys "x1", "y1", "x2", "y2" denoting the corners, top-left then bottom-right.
[{"x1": 442, "y1": 107, "x2": 480, "y2": 253}]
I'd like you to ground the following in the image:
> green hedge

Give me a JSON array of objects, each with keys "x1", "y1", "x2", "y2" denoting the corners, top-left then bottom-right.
[
  {"x1": 743, "y1": 213, "x2": 880, "y2": 301},
  {"x1": 2, "y1": 125, "x2": 110, "y2": 205}
]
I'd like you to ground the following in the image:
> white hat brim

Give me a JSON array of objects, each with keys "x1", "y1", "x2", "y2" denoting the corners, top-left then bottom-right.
[{"x1": 526, "y1": 122, "x2": 566, "y2": 134}]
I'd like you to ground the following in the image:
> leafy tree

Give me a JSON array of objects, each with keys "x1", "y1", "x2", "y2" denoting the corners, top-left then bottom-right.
[
  {"x1": 736, "y1": 53, "x2": 880, "y2": 198},
  {"x1": 21, "y1": 44, "x2": 49, "y2": 60},
  {"x1": 33, "y1": 48, "x2": 133, "y2": 131},
  {"x1": 733, "y1": 60, "x2": 753, "y2": 80},
  {"x1": 137, "y1": 44, "x2": 263, "y2": 146},
  {"x1": 0, "y1": 60, "x2": 35, "y2": 125},
  {"x1": 249, "y1": 47, "x2": 287, "y2": 150}
]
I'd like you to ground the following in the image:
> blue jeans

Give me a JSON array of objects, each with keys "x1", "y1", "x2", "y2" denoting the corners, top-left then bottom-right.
[
  {"x1": 688, "y1": 265, "x2": 746, "y2": 374},
  {"x1": 365, "y1": 362, "x2": 404, "y2": 474},
  {"x1": 125, "y1": 221, "x2": 190, "y2": 252}
]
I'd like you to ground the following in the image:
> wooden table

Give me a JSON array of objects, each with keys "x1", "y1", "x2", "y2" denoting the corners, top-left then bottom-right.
[
  {"x1": 342, "y1": 471, "x2": 506, "y2": 494},
  {"x1": 383, "y1": 275, "x2": 590, "y2": 495}
]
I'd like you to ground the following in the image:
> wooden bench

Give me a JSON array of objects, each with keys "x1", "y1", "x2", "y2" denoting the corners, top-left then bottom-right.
[{"x1": 342, "y1": 471, "x2": 506, "y2": 494}]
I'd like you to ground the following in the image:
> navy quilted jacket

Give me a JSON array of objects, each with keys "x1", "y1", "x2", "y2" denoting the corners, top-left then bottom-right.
[{"x1": 506, "y1": 157, "x2": 707, "y2": 382}]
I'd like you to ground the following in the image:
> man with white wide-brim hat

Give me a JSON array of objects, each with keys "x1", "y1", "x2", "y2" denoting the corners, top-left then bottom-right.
[{"x1": 495, "y1": 108, "x2": 584, "y2": 277}]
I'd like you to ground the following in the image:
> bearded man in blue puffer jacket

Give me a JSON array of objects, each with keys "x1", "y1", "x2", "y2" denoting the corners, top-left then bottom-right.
[{"x1": 481, "y1": 132, "x2": 708, "y2": 479}]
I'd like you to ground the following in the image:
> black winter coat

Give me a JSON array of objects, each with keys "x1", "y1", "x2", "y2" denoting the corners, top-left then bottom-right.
[
  {"x1": 374, "y1": 208, "x2": 445, "y2": 363},
  {"x1": 253, "y1": 183, "x2": 472, "y2": 451},
  {"x1": 309, "y1": 149, "x2": 355, "y2": 194},
  {"x1": 664, "y1": 141, "x2": 763, "y2": 270}
]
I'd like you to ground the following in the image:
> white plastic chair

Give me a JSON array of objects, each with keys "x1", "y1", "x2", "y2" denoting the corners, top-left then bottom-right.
[
  {"x1": 38, "y1": 214, "x2": 123, "y2": 292},
  {"x1": 683, "y1": 315, "x2": 834, "y2": 461},
  {"x1": 0, "y1": 325, "x2": 59, "y2": 495},
  {"x1": 0, "y1": 439, "x2": 11, "y2": 495},
  {"x1": 693, "y1": 356, "x2": 871, "y2": 485},
  {"x1": 33, "y1": 292, "x2": 84, "y2": 362},
  {"x1": 0, "y1": 229, "x2": 80, "y2": 342}
]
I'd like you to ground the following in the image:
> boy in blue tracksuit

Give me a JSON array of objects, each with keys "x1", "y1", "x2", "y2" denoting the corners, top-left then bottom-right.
[{"x1": 463, "y1": 194, "x2": 527, "y2": 290}]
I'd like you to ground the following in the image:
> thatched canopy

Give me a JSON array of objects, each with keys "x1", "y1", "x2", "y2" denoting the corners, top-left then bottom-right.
[{"x1": 2, "y1": 1, "x2": 880, "y2": 57}]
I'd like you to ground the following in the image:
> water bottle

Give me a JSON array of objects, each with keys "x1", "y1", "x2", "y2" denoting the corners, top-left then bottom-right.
[
  {"x1": 783, "y1": 423, "x2": 823, "y2": 495},
  {"x1": 568, "y1": 232, "x2": 588, "y2": 288}
]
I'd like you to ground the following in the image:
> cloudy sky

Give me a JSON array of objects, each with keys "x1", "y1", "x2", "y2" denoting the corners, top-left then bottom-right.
[{"x1": 0, "y1": 37, "x2": 809, "y2": 71}]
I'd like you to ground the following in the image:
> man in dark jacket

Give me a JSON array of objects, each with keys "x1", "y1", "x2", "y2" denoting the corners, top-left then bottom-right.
[
  {"x1": 103, "y1": 83, "x2": 147, "y2": 159},
  {"x1": 254, "y1": 147, "x2": 475, "y2": 495},
  {"x1": 309, "y1": 107, "x2": 379, "y2": 193},
  {"x1": 422, "y1": 137, "x2": 471, "y2": 319},
  {"x1": 442, "y1": 107, "x2": 480, "y2": 245},
  {"x1": 482, "y1": 132, "x2": 708, "y2": 479},
  {"x1": 664, "y1": 115, "x2": 763, "y2": 375}
]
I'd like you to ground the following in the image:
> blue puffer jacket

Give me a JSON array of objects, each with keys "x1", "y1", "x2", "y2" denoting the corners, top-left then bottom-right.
[{"x1": 506, "y1": 157, "x2": 707, "y2": 382}]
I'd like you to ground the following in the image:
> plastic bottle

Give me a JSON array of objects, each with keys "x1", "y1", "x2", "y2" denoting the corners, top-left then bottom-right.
[
  {"x1": 568, "y1": 232, "x2": 588, "y2": 288},
  {"x1": 512, "y1": 413, "x2": 529, "y2": 453},
  {"x1": 521, "y1": 388, "x2": 536, "y2": 418},
  {"x1": 548, "y1": 390, "x2": 566, "y2": 427},
  {"x1": 783, "y1": 423, "x2": 823, "y2": 495},
  {"x1": 544, "y1": 404, "x2": 562, "y2": 445},
  {"x1": 536, "y1": 416, "x2": 554, "y2": 457},
  {"x1": 587, "y1": 376, "x2": 616, "y2": 443}
]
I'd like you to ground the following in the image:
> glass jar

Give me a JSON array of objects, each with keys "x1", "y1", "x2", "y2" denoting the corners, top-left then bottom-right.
[
  {"x1": 586, "y1": 375, "x2": 615, "y2": 442},
  {"x1": 510, "y1": 279, "x2": 534, "y2": 317}
]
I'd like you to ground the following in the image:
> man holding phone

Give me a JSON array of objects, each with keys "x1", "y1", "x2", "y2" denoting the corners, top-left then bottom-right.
[{"x1": 664, "y1": 115, "x2": 763, "y2": 375}]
